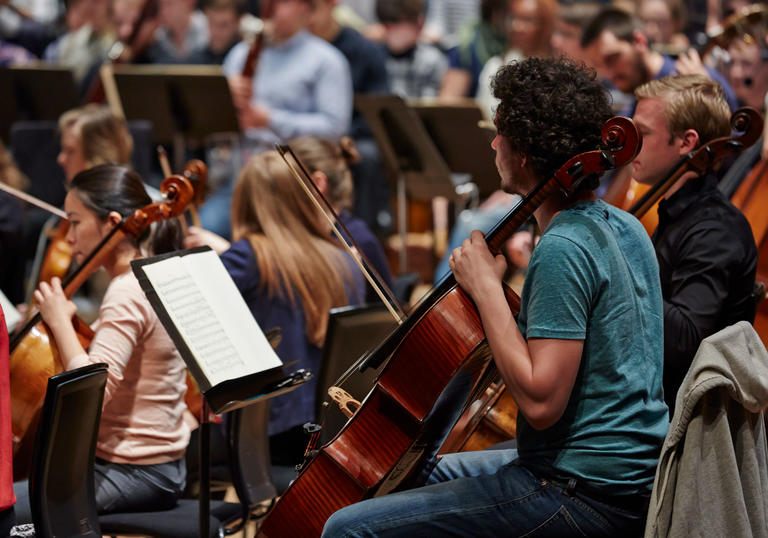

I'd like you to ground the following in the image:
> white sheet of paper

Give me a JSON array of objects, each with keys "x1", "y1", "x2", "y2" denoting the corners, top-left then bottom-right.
[{"x1": 141, "y1": 250, "x2": 282, "y2": 387}]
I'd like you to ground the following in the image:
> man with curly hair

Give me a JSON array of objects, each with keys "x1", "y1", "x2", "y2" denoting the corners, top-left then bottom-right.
[{"x1": 321, "y1": 57, "x2": 668, "y2": 537}]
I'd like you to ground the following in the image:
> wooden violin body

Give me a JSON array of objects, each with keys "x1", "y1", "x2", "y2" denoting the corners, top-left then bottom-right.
[{"x1": 259, "y1": 117, "x2": 640, "y2": 537}]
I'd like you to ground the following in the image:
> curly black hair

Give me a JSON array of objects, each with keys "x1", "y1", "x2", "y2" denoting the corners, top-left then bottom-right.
[{"x1": 491, "y1": 57, "x2": 613, "y2": 183}]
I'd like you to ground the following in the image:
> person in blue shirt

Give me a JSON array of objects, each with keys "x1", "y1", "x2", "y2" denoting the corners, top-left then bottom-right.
[
  {"x1": 223, "y1": 0, "x2": 353, "y2": 152},
  {"x1": 186, "y1": 149, "x2": 365, "y2": 464},
  {"x1": 201, "y1": 0, "x2": 353, "y2": 238},
  {"x1": 322, "y1": 56, "x2": 668, "y2": 538}
]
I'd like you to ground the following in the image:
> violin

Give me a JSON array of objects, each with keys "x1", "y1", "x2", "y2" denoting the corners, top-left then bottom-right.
[
  {"x1": 8, "y1": 174, "x2": 193, "y2": 479},
  {"x1": 700, "y1": 4, "x2": 768, "y2": 60},
  {"x1": 258, "y1": 116, "x2": 641, "y2": 537}
]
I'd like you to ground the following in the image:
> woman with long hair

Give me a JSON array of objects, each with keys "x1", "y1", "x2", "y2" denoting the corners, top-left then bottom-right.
[
  {"x1": 33, "y1": 164, "x2": 189, "y2": 513},
  {"x1": 287, "y1": 136, "x2": 393, "y2": 303},
  {"x1": 188, "y1": 149, "x2": 365, "y2": 463}
]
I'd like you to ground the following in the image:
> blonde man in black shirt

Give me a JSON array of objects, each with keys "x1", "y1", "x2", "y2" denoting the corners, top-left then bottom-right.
[{"x1": 632, "y1": 74, "x2": 758, "y2": 412}]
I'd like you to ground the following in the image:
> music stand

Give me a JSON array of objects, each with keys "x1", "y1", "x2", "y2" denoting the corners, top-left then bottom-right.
[
  {"x1": 104, "y1": 64, "x2": 240, "y2": 170},
  {"x1": 354, "y1": 94, "x2": 456, "y2": 272},
  {"x1": 131, "y1": 250, "x2": 310, "y2": 537},
  {"x1": 0, "y1": 66, "x2": 79, "y2": 145},
  {"x1": 411, "y1": 101, "x2": 500, "y2": 198}
]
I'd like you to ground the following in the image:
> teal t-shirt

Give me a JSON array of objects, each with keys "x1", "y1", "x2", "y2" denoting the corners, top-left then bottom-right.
[{"x1": 516, "y1": 199, "x2": 668, "y2": 495}]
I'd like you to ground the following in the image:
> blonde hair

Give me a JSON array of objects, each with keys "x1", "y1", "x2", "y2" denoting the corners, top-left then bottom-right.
[
  {"x1": 231, "y1": 150, "x2": 356, "y2": 346},
  {"x1": 58, "y1": 105, "x2": 133, "y2": 167},
  {"x1": 635, "y1": 75, "x2": 731, "y2": 145},
  {"x1": 288, "y1": 136, "x2": 359, "y2": 210}
]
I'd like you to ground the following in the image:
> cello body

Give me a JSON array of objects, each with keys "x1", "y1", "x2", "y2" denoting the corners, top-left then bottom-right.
[
  {"x1": 260, "y1": 283, "x2": 512, "y2": 537},
  {"x1": 259, "y1": 117, "x2": 640, "y2": 537},
  {"x1": 9, "y1": 318, "x2": 93, "y2": 479},
  {"x1": 730, "y1": 157, "x2": 768, "y2": 346}
]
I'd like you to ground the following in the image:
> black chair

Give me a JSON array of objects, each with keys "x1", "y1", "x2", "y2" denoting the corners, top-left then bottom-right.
[
  {"x1": 29, "y1": 363, "x2": 108, "y2": 538},
  {"x1": 315, "y1": 304, "x2": 399, "y2": 445},
  {"x1": 99, "y1": 401, "x2": 278, "y2": 537}
]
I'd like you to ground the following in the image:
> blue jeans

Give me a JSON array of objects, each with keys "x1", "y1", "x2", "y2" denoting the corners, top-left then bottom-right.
[{"x1": 322, "y1": 450, "x2": 647, "y2": 537}]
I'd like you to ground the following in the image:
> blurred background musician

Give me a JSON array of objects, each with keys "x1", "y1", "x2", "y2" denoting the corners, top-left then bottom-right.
[
  {"x1": 375, "y1": 0, "x2": 447, "y2": 99},
  {"x1": 224, "y1": 0, "x2": 352, "y2": 153},
  {"x1": 188, "y1": 0, "x2": 242, "y2": 64},
  {"x1": 476, "y1": 0, "x2": 556, "y2": 120},
  {"x1": 581, "y1": 7, "x2": 738, "y2": 116},
  {"x1": 42, "y1": 0, "x2": 114, "y2": 93},
  {"x1": 142, "y1": 0, "x2": 209, "y2": 63},
  {"x1": 307, "y1": 0, "x2": 392, "y2": 234},
  {"x1": 438, "y1": 0, "x2": 507, "y2": 100},
  {"x1": 186, "y1": 148, "x2": 364, "y2": 467}
]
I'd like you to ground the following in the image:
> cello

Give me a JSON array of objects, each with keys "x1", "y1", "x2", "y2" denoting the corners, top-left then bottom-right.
[
  {"x1": 258, "y1": 116, "x2": 641, "y2": 537},
  {"x1": 8, "y1": 174, "x2": 193, "y2": 478}
]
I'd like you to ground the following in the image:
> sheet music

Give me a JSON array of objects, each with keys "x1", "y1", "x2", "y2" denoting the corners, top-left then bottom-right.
[{"x1": 140, "y1": 250, "x2": 282, "y2": 388}]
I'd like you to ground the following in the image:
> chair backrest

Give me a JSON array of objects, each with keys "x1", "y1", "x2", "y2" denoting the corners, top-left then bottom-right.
[
  {"x1": 316, "y1": 304, "x2": 399, "y2": 444},
  {"x1": 29, "y1": 363, "x2": 108, "y2": 538},
  {"x1": 10, "y1": 121, "x2": 67, "y2": 207}
]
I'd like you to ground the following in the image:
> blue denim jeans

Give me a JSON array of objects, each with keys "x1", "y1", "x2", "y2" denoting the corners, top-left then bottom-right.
[{"x1": 322, "y1": 449, "x2": 647, "y2": 537}]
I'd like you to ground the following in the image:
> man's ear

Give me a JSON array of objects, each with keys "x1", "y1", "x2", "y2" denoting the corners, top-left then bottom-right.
[
  {"x1": 312, "y1": 170, "x2": 329, "y2": 195},
  {"x1": 678, "y1": 129, "x2": 700, "y2": 155}
]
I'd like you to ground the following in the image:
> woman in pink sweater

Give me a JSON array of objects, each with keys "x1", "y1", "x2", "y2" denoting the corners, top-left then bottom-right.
[{"x1": 34, "y1": 164, "x2": 190, "y2": 513}]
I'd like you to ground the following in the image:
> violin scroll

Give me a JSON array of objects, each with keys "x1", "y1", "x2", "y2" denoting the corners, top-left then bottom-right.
[
  {"x1": 688, "y1": 107, "x2": 764, "y2": 173},
  {"x1": 601, "y1": 116, "x2": 642, "y2": 165},
  {"x1": 183, "y1": 159, "x2": 208, "y2": 207},
  {"x1": 122, "y1": 175, "x2": 194, "y2": 237},
  {"x1": 730, "y1": 107, "x2": 763, "y2": 146}
]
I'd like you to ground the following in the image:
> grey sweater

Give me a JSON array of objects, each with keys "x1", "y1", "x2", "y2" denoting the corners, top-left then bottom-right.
[{"x1": 645, "y1": 321, "x2": 768, "y2": 538}]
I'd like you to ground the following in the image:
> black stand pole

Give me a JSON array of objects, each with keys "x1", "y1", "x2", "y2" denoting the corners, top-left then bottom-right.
[{"x1": 199, "y1": 397, "x2": 211, "y2": 537}]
